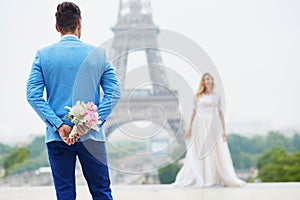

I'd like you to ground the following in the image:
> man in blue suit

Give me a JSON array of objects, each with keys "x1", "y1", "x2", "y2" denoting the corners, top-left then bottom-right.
[{"x1": 26, "y1": 2, "x2": 121, "y2": 199}]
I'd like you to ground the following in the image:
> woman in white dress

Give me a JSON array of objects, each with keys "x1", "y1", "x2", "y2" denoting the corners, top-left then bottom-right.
[{"x1": 173, "y1": 72, "x2": 245, "y2": 187}]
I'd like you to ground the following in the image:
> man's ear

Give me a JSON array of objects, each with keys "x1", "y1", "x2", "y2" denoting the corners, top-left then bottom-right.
[
  {"x1": 55, "y1": 24, "x2": 60, "y2": 33},
  {"x1": 77, "y1": 20, "x2": 81, "y2": 31}
]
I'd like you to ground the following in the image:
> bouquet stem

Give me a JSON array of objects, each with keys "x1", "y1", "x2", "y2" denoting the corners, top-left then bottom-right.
[{"x1": 69, "y1": 126, "x2": 78, "y2": 139}]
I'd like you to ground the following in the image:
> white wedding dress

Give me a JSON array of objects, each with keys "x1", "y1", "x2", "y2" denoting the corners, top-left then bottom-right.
[{"x1": 173, "y1": 93, "x2": 245, "y2": 187}]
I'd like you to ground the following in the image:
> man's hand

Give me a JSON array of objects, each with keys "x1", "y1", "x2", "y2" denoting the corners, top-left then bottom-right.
[
  {"x1": 57, "y1": 124, "x2": 79, "y2": 145},
  {"x1": 75, "y1": 125, "x2": 90, "y2": 136}
]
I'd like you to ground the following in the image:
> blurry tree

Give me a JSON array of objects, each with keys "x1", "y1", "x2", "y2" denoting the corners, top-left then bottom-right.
[
  {"x1": 291, "y1": 134, "x2": 300, "y2": 152},
  {"x1": 6, "y1": 136, "x2": 50, "y2": 175},
  {"x1": 27, "y1": 136, "x2": 45, "y2": 158},
  {"x1": 264, "y1": 132, "x2": 291, "y2": 151},
  {"x1": 1, "y1": 147, "x2": 30, "y2": 177},
  {"x1": 257, "y1": 147, "x2": 300, "y2": 182},
  {"x1": 158, "y1": 161, "x2": 181, "y2": 184},
  {"x1": 228, "y1": 132, "x2": 300, "y2": 170},
  {"x1": 0, "y1": 143, "x2": 13, "y2": 155}
]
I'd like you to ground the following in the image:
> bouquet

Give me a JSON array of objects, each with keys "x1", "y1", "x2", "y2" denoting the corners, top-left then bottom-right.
[{"x1": 64, "y1": 101, "x2": 102, "y2": 138}]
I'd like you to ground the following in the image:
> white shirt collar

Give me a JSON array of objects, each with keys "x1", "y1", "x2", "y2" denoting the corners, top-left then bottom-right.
[{"x1": 61, "y1": 34, "x2": 78, "y2": 39}]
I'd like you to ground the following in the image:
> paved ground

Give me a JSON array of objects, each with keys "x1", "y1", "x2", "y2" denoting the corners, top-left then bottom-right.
[{"x1": 0, "y1": 182, "x2": 300, "y2": 200}]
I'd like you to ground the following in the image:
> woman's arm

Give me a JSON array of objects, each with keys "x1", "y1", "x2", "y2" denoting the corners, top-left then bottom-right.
[
  {"x1": 185, "y1": 109, "x2": 196, "y2": 138},
  {"x1": 219, "y1": 110, "x2": 227, "y2": 141},
  {"x1": 189, "y1": 109, "x2": 196, "y2": 129}
]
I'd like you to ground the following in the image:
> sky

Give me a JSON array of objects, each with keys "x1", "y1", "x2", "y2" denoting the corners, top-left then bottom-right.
[{"x1": 0, "y1": 0, "x2": 299, "y2": 144}]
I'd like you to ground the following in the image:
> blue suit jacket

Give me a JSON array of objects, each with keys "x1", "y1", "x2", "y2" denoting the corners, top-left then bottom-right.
[{"x1": 27, "y1": 35, "x2": 121, "y2": 143}]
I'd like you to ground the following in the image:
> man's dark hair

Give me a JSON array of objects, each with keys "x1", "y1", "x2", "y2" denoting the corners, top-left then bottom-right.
[{"x1": 55, "y1": 2, "x2": 81, "y2": 33}]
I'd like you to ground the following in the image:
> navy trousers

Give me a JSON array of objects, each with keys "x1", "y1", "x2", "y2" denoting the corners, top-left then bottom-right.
[{"x1": 46, "y1": 139, "x2": 113, "y2": 200}]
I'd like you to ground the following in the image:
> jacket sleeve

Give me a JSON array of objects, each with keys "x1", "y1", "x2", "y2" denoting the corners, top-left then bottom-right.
[
  {"x1": 26, "y1": 50, "x2": 63, "y2": 132},
  {"x1": 98, "y1": 51, "x2": 121, "y2": 126}
]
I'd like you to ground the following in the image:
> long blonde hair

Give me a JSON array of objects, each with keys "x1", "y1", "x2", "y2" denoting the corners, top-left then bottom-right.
[{"x1": 195, "y1": 72, "x2": 215, "y2": 100}]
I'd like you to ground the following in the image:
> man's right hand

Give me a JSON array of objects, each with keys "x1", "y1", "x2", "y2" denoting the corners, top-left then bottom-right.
[
  {"x1": 57, "y1": 124, "x2": 79, "y2": 145},
  {"x1": 75, "y1": 125, "x2": 90, "y2": 136}
]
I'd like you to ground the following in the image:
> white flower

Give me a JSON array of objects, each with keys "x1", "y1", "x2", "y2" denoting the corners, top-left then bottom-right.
[
  {"x1": 64, "y1": 101, "x2": 102, "y2": 138},
  {"x1": 73, "y1": 101, "x2": 85, "y2": 113}
]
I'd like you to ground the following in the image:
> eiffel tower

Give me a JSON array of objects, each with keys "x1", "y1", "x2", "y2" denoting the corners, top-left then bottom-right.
[{"x1": 105, "y1": 0, "x2": 185, "y2": 144}]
